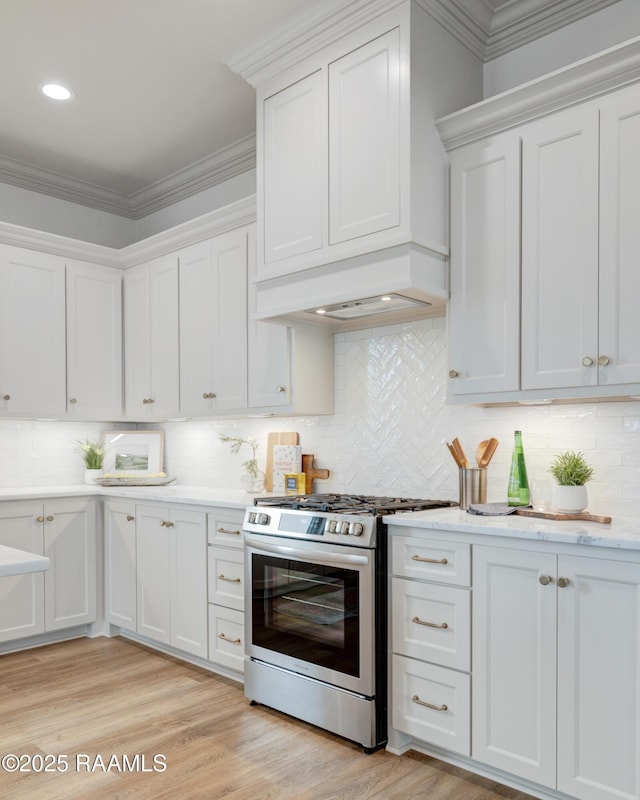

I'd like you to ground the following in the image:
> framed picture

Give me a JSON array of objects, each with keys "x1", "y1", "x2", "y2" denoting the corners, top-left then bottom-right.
[{"x1": 103, "y1": 430, "x2": 164, "y2": 476}]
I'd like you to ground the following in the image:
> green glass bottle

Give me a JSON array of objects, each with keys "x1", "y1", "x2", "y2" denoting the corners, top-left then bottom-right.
[{"x1": 507, "y1": 430, "x2": 530, "y2": 506}]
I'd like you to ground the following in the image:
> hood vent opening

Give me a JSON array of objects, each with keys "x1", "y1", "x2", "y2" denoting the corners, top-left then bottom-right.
[{"x1": 305, "y1": 293, "x2": 431, "y2": 321}]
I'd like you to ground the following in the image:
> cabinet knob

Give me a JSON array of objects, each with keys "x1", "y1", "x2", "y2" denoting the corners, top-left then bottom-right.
[
  {"x1": 448, "y1": 369, "x2": 459, "y2": 379},
  {"x1": 69, "y1": 398, "x2": 77, "y2": 404},
  {"x1": 36, "y1": 516, "x2": 44, "y2": 523},
  {"x1": 276, "y1": 386, "x2": 286, "y2": 393},
  {"x1": 582, "y1": 356, "x2": 594, "y2": 367},
  {"x1": 46, "y1": 515, "x2": 54, "y2": 522},
  {"x1": 557, "y1": 576, "x2": 570, "y2": 588},
  {"x1": 143, "y1": 397, "x2": 155, "y2": 404},
  {"x1": 539, "y1": 574, "x2": 553, "y2": 586},
  {"x1": 126, "y1": 515, "x2": 135, "y2": 522},
  {"x1": 598, "y1": 355, "x2": 610, "y2": 366},
  {"x1": 2, "y1": 394, "x2": 9, "y2": 401}
]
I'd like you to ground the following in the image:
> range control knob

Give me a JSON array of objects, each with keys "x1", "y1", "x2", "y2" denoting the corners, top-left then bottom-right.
[
  {"x1": 349, "y1": 522, "x2": 364, "y2": 536},
  {"x1": 257, "y1": 513, "x2": 270, "y2": 525},
  {"x1": 247, "y1": 512, "x2": 257, "y2": 524},
  {"x1": 337, "y1": 521, "x2": 350, "y2": 534},
  {"x1": 327, "y1": 519, "x2": 338, "y2": 533}
]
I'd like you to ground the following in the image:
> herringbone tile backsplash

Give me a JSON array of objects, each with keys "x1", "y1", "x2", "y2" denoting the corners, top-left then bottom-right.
[{"x1": 1, "y1": 315, "x2": 639, "y2": 515}]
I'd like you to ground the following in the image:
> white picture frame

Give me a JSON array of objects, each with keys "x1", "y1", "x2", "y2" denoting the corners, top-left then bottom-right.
[{"x1": 103, "y1": 430, "x2": 164, "y2": 475}]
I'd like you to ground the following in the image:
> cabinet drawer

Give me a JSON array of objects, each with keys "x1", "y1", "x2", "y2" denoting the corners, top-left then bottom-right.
[
  {"x1": 207, "y1": 512, "x2": 244, "y2": 548},
  {"x1": 208, "y1": 604, "x2": 244, "y2": 673},
  {"x1": 392, "y1": 535, "x2": 470, "y2": 586},
  {"x1": 208, "y1": 546, "x2": 244, "y2": 610},
  {"x1": 392, "y1": 578, "x2": 470, "y2": 671},
  {"x1": 392, "y1": 654, "x2": 470, "y2": 756}
]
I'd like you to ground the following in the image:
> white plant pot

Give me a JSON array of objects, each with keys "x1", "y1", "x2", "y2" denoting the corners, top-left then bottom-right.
[
  {"x1": 552, "y1": 484, "x2": 588, "y2": 513},
  {"x1": 84, "y1": 469, "x2": 103, "y2": 485}
]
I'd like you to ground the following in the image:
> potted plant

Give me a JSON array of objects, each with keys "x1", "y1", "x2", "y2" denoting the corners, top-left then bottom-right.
[
  {"x1": 549, "y1": 450, "x2": 594, "y2": 513},
  {"x1": 77, "y1": 439, "x2": 104, "y2": 484},
  {"x1": 219, "y1": 434, "x2": 265, "y2": 493}
]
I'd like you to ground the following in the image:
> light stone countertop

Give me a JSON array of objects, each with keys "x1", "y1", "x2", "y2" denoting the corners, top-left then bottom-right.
[
  {"x1": 0, "y1": 484, "x2": 266, "y2": 510},
  {"x1": 384, "y1": 507, "x2": 640, "y2": 551},
  {"x1": 0, "y1": 544, "x2": 49, "y2": 577}
]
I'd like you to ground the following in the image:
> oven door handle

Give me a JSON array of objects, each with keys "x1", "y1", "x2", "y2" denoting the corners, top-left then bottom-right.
[{"x1": 245, "y1": 536, "x2": 370, "y2": 567}]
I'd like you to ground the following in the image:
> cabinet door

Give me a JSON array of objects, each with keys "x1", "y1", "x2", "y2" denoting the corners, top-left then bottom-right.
[
  {"x1": 0, "y1": 246, "x2": 66, "y2": 417},
  {"x1": 521, "y1": 107, "x2": 599, "y2": 390},
  {"x1": 472, "y1": 545, "x2": 557, "y2": 788},
  {"x1": 248, "y1": 321, "x2": 290, "y2": 408},
  {"x1": 104, "y1": 501, "x2": 137, "y2": 629},
  {"x1": 0, "y1": 503, "x2": 44, "y2": 642},
  {"x1": 448, "y1": 135, "x2": 521, "y2": 395},
  {"x1": 557, "y1": 556, "x2": 640, "y2": 800},
  {"x1": 124, "y1": 257, "x2": 179, "y2": 419},
  {"x1": 261, "y1": 70, "x2": 325, "y2": 267},
  {"x1": 136, "y1": 505, "x2": 171, "y2": 644},
  {"x1": 43, "y1": 499, "x2": 96, "y2": 631},
  {"x1": 66, "y1": 262, "x2": 122, "y2": 419},
  {"x1": 599, "y1": 86, "x2": 640, "y2": 386},
  {"x1": 171, "y1": 508, "x2": 207, "y2": 658},
  {"x1": 328, "y1": 28, "x2": 400, "y2": 244}
]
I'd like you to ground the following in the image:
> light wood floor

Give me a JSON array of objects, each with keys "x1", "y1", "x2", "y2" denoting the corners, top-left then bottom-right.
[{"x1": 0, "y1": 637, "x2": 537, "y2": 800}]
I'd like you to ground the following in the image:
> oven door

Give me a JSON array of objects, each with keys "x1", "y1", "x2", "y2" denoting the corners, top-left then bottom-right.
[{"x1": 244, "y1": 532, "x2": 375, "y2": 696}]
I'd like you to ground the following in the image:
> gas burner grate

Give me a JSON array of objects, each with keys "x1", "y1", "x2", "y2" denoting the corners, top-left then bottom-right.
[{"x1": 255, "y1": 493, "x2": 457, "y2": 515}]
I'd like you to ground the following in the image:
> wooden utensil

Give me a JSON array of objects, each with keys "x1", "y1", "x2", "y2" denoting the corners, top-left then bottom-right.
[
  {"x1": 476, "y1": 439, "x2": 489, "y2": 467},
  {"x1": 265, "y1": 432, "x2": 299, "y2": 492},
  {"x1": 477, "y1": 437, "x2": 499, "y2": 468},
  {"x1": 301, "y1": 454, "x2": 330, "y2": 494},
  {"x1": 452, "y1": 437, "x2": 469, "y2": 468},
  {"x1": 515, "y1": 508, "x2": 612, "y2": 524},
  {"x1": 446, "y1": 441, "x2": 464, "y2": 468}
]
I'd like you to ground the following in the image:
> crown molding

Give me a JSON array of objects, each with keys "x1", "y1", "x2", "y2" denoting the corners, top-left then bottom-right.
[
  {"x1": 0, "y1": 195, "x2": 257, "y2": 268},
  {"x1": 226, "y1": 0, "x2": 624, "y2": 84},
  {"x1": 436, "y1": 35, "x2": 640, "y2": 148},
  {"x1": 0, "y1": 136, "x2": 256, "y2": 221},
  {"x1": 225, "y1": 0, "x2": 407, "y2": 87}
]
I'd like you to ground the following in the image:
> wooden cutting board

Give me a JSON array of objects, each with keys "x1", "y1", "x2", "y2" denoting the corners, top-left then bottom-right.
[
  {"x1": 515, "y1": 508, "x2": 612, "y2": 524},
  {"x1": 264, "y1": 432, "x2": 299, "y2": 492}
]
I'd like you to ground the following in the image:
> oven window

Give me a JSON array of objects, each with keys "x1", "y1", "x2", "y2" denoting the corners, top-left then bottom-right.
[{"x1": 251, "y1": 553, "x2": 360, "y2": 677}]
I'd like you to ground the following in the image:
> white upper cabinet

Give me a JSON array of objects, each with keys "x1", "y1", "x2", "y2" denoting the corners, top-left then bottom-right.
[
  {"x1": 262, "y1": 70, "x2": 325, "y2": 265},
  {"x1": 179, "y1": 229, "x2": 248, "y2": 416},
  {"x1": 598, "y1": 84, "x2": 640, "y2": 386},
  {"x1": 0, "y1": 246, "x2": 67, "y2": 417},
  {"x1": 448, "y1": 134, "x2": 521, "y2": 396},
  {"x1": 124, "y1": 256, "x2": 180, "y2": 420},
  {"x1": 328, "y1": 28, "x2": 400, "y2": 245},
  {"x1": 66, "y1": 261, "x2": 122, "y2": 420},
  {"x1": 521, "y1": 105, "x2": 600, "y2": 391}
]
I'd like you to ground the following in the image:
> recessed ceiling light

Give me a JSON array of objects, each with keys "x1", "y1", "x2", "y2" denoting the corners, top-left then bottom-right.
[{"x1": 40, "y1": 83, "x2": 73, "y2": 101}]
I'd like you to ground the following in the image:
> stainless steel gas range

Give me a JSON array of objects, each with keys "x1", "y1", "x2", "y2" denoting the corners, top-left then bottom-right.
[{"x1": 242, "y1": 493, "x2": 457, "y2": 753}]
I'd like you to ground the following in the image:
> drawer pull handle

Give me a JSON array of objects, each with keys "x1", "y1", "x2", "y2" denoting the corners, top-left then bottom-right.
[
  {"x1": 218, "y1": 633, "x2": 241, "y2": 644},
  {"x1": 218, "y1": 574, "x2": 241, "y2": 584},
  {"x1": 411, "y1": 554, "x2": 448, "y2": 565},
  {"x1": 412, "y1": 616, "x2": 448, "y2": 630},
  {"x1": 412, "y1": 694, "x2": 448, "y2": 712},
  {"x1": 217, "y1": 527, "x2": 241, "y2": 535}
]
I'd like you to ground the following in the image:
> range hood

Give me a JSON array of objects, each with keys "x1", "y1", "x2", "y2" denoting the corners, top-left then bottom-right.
[{"x1": 253, "y1": 242, "x2": 449, "y2": 328}]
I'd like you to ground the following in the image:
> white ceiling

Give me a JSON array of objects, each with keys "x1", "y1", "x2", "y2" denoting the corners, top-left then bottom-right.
[{"x1": 0, "y1": 0, "x2": 623, "y2": 218}]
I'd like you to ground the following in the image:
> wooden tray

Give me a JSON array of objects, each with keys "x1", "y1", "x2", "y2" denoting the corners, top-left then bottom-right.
[{"x1": 515, "y1": 508, "x2": 612, "y2": 524}]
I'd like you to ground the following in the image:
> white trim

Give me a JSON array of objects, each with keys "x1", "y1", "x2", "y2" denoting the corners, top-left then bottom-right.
[
  {"x1": 0, "y1": 137, "x2": 256, "y2": 221},
  {"x1": 436, "y1": 36, "x2": 640, "y2": 149},
  {"x1": 0, "y1": 195, "x2": 257, "y2": 268}
]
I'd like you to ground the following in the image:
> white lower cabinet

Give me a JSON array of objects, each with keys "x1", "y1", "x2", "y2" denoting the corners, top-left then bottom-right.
[
  {"x1": 390, "y1": 528, "x2": 640, "y2": 800},
  {"x1": 136, "y1": 504, "x2": 207, "y2": 658},
  {"x1": 391, "y1": 535, "x2": 471, "y2": 757},
  {"x1": 104, "y1": 500, "x2": 137, "y2": 629},
  {"x1": 207, "y1": 509, "x2": 245, "y2": 674},
  {"x1": 0, "y1": 499, "x2": 96, "y2": 642},
  {"x1": 473, "y1": 544, "x2": 640, "y2": 800}
]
